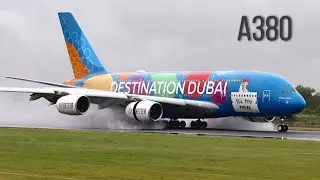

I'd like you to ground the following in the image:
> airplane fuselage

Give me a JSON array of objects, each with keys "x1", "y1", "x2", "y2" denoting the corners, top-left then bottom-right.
[{"x1": 64, "y1": 70, "x2": 306, "y2": 119}]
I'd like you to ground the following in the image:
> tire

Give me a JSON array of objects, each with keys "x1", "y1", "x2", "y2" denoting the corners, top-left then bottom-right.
[
  {"x1": 168, "y1": 121, "x2": 175, "y2": 129},
  {"x1": 190, "y1": 121, "x2": 197, "y2": 129},
  {"x1": 174, "y1": 121, "x2": 180, "y2": 129},
  {"x1": 180, "y1": 121, "x2": 186, "y2": 128},
  {"x1": 200, "y1": 121, "x2": 207, "y2": 129}
]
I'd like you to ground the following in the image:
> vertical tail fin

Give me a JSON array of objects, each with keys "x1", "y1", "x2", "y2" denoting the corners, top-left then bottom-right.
[{"x1": 58, "y1": 12, "x2": 109, "y2": 79}]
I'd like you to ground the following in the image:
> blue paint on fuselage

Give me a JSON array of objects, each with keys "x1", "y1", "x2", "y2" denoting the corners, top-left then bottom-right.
[
  {"x1": 213, "y1": 71, "x2": 306, "y2": 117},
  {"x1": 75, "y1": 70, "x2": 306, "y2": 118}
]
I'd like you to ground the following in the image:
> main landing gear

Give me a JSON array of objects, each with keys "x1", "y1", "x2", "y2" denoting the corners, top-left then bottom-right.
[
  {"x1": 166, "y1": 119, "x2": 186, "y2": 129},
  {"x1": 277, "y1": 118, "x2": 288, "y2": 132},
  {"x1": 190, "y1": 118, "x2": 207, "y2": 129},
  {"x1": 165, "y1": 118, "x2": 208, "y2": 129}
]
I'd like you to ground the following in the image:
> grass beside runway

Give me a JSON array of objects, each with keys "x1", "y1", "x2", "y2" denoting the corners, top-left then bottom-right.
[
  {"x1": 0, "y1": 128, "x2": 319, "y2": 180},
  {"x1": 292, "y1": 114, "x2": 320, "y2": 129}
]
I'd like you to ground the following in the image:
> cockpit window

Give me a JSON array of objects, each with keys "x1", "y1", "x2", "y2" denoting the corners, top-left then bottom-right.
[
  {"x1": 282, "y1": 88, "x2": 296, "y2": 93},
  {"x1": 282, "y1": 89, "x2": 289, "y2": 93}
]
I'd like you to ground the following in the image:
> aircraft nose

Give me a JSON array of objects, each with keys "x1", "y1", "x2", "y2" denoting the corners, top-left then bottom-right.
[{"x1": 294, "y1": 94, "x2": 306, "y2": 113}]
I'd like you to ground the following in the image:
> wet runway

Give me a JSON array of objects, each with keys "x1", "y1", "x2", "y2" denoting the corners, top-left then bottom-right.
[
  {"x1": 1, "y1": 125, "x2": 320, "y2": 141},
  {"x1": 130, "y1": 128, "x2": 320, "y2": 141}
]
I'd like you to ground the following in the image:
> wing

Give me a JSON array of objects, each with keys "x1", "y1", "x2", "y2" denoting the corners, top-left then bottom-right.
[
  {"x1": 3, "y1": 76, "x2": 76, "y2": 88},
  {"x1": 0, "y1": 86, "x2": 219, "y2": 111}
]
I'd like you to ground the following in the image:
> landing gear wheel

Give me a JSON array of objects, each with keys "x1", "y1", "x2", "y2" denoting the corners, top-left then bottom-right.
[
  {"x1": 277, "y1": 124, "x2": 289, "y2": 132},
  {"x1": 166, "y1": 119, "x2": 187, "y2": 129},
  {"x1": 180, "y1": 121, "x2": 186, "y2": 129},
  {"x1": 168, "y1": 120, "x2": 175, "y2": 129},
  {"x1": 190, "y1": 119, "x2": 207, "y2": 129},
  {"x1": 174, "y1": 120, "x2": 180, "y2": 129},
  {"x1": 277, "y1": 118, "x2": 289, "y2": 132},
  {"x1": 277, "y1": 125, "x2": 283, "y2": 132},
  {"x1": 200, "y1": 121, "x2": 207, "y2": 129},
  {"x1": 190, "y1": 121, "x2": 198, "y2": 129}
]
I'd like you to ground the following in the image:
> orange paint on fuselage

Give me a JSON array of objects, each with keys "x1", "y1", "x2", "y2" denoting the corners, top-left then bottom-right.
[
  {"x1": 63, "y1": 79, "x2": 78, "y2": 86},
  {"x1": 119, "y1": 72, "x2": 138, "y2": 82},
  {"x1": 65, "y1": 42, "x2": 89, "y2": 79}
]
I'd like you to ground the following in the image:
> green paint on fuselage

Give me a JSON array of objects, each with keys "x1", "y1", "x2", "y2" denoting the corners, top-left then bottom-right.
[{"x1": 151, "y1": 73, "x2": 178, "y2": 98}]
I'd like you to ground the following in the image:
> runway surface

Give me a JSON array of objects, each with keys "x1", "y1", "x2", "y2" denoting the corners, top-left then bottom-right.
[
  {"x1": 1, "y1": 125, "x2": 320, "y2": 141},
  {"x1": 128, "y1": 128, "x2": 320, "y2": 141}
]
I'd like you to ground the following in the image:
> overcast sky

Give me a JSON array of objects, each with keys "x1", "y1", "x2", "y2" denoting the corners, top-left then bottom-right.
[{"x1": 0, "y1": 0, "x2": 319, "y2": 128}]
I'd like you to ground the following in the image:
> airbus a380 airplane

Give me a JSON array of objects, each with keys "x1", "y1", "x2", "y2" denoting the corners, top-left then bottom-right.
[{"x1": 0, "y1": 12, "x2": 305, "y2": 132}]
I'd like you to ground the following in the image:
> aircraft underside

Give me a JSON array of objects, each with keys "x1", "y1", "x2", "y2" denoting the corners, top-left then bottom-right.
[{"x1": 42, "y1": 93, "x2": 290, "y2": 132}]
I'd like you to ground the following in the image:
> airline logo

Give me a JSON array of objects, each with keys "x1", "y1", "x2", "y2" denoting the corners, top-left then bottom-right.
[
  {"x1": 59, "y1": 102, "x2": 74, "y2": 109},
  {"x1": 135, "y1": 108, "x2": 147, "y2": 115},
  {"x1": 127, "y1": 108, "x2": 147, "y2": 115}
]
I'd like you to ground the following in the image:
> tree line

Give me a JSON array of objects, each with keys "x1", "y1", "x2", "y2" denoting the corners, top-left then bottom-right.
[{"x1": 295, "y1": 85, "x2": 320, "y2": 115}]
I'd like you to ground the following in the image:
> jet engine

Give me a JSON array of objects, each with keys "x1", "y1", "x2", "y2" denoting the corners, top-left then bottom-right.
[
  {"x1": 125, "y1": 100, "x2": 163, "y2": 122},
  {"x1": 56, "y1": 95, "x2": 90, "y2": 115},
  {"x1": 263, "y1": 116, "x2": 276, "y2": 122},
  {"x1": 244, "y1": 116, "x2": 277, "y2": 122}
]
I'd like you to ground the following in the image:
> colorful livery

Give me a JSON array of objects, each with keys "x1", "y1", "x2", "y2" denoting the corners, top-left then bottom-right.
[{"x1": 0, "y1": 12, "x2": 306, "y2": 132}]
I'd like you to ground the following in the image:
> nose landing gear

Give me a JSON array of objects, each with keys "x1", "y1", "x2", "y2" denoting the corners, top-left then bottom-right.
[
  {"x1": 277, "y1": 118, "x2": 288, "y2": 132},
  {"x1": 277, "y1": 124, "x2": 288, "y2": 132}
]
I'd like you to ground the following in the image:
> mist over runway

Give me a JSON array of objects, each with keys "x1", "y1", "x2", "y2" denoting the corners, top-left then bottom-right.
[
  {"x1": 1, "y1": 93, "x2": 319, "y2": 142},
  {"x1": 0, "y1": 92, "x2": 275, "y2": 131}
]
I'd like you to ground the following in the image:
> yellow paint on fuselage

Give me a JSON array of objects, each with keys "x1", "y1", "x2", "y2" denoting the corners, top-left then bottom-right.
[{"x1": 83, "y1": 74, "x2": 115, "y2": 91}]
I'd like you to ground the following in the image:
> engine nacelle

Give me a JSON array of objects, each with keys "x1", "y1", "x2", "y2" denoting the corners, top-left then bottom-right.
[
  {"x1": 245, "y1": 116, "x2": 276, "y2": 122},
  {"x1": 56, "y1": 95, "x2": 90, "y2": 115},
  {"x1": 125, "y1": 100, "x2": 163, "y2": 122},
  {"x1": 263, "y1": 116, "x2": 276, "y2": 122}
]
